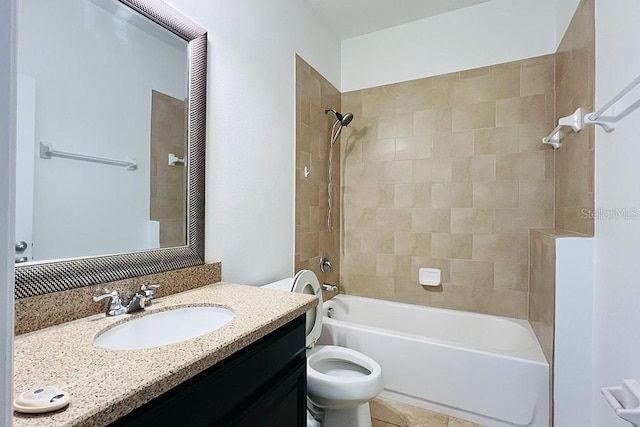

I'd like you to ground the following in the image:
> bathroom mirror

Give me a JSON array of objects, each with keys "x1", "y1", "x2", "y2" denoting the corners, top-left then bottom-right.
[{"x1": 14, "y1": 0, "x2": 207, "y2": 299}]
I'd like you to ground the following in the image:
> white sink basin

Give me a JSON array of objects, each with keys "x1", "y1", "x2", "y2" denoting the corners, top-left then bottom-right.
[{"x1": 94, "y1": 306, "x2": 235, "y2": 350}]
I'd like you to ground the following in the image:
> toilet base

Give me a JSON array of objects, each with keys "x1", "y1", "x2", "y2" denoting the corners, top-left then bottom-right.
[
  {"x1": 306, "y1": 410, "x2": 321, "y2": 427},
  {"x1": 322, "y1": 402, "x2": 372, "y2": 427}
]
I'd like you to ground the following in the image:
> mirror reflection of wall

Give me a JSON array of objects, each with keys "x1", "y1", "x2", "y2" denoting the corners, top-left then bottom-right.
[
  {"x1": 150, "y1": 90, "x2": 187, "y2": 248},
  {"x1": 16, "y1": 0, "x2": 188, "y2": 263}
]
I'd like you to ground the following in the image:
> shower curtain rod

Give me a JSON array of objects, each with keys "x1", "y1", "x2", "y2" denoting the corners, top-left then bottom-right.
[
  {"x1": 542, "y1": 72, "x2": 640, "y2": 149},
  {"x1": 589, "y1": 73, "x2": 640, "y2": 122}
]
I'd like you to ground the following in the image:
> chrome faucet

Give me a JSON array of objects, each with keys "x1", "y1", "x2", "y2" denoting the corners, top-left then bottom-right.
[{"x1": 93, "y1": 288, "x2": 148, "y2": 316}]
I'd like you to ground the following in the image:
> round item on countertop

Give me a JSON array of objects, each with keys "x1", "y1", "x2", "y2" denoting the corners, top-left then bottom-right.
[{"x1": 13, "y1": 386, "x2": 70, "y2": 414}]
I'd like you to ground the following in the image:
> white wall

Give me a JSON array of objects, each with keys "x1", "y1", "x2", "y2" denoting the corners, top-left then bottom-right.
[
  {"x1": 341, "y1": 0, "x2": 557, "y2": 92},
  {"x1": 554, "y1": 237, "x2": 594, "y2": 427},
  {"x1": 556, "y1": 0, "x2": 581, "y2": 45},
  {"x1": 17, "y1": 0, "x2": 186, "y2": 260},
  {"x1": 163, "y1": 0, "x2": 340, "y2": 285},
  {"x1": 593, "y1": 0, "x2": 640, "y2": 425},
  {"x1": 0, "y1": 0, "x2": 15, "y2": 424}
]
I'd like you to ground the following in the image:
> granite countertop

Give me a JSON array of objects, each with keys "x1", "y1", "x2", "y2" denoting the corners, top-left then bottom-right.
[{"x1": 13, "y1": 283, "x2": 317, "y2": 427}]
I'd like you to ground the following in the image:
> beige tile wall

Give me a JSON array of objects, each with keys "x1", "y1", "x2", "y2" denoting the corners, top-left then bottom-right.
[
  {"x1": 150, "y1": 90, "x2": 187, "y2": 247},
  {"x1": 529, "y1": 228, "x2": 556, "y2": 422},
  {"x1": 554, "y1": 0, "x2": 595, "y2": 236},
  {"x1": 340, "y1": 57, "x2": 556, "y2": 319},
  {"x1": 529, "y1": 229, "x2": 557, "y2": 363},
  {"x1": 295, "y1": 56, "x2": 341, "y2": 299}
]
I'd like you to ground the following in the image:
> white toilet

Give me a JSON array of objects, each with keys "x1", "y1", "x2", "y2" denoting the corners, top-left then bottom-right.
[{"x1": 262, "y1": 270, "x2": 383, "y2": 427}]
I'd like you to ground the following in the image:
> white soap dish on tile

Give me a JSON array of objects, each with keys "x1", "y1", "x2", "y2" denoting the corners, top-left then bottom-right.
[
  {"x1": 602, "y1": 379, "x2": 640, "y2": 426},
  {"x1": 13, "y1": 386, "x2": 70, "y2": 414},
  {"x1": 419, "y1": 268, "x2": 441, "y2": 287}
]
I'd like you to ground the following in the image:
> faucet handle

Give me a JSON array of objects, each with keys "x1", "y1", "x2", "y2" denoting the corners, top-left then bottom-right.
[
  {"x1": 93, "y1": 288, "x2": 120, "y2": 303},
  {"x1": 93, "y1": 289, "x2": 126, "y2": 316},
  {"x1": 320, "y1": 253, "x2": 332, "y2": 273},
  {"x1": 140, "y1": 283, "x2": 160, "y2": 305}
]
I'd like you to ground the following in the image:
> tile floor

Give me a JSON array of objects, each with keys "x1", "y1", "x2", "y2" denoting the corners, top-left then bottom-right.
[{"x1": 370, "y1": 397, "x2": 484, "y2": 427}]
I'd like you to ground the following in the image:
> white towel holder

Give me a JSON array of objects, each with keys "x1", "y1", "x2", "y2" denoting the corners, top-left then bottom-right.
[
  {"x1": 542, "y1": 108, "x2": 585, "y2": 149},
  {"x1": 39, "y1": 141, "x2": 137, "y2": 171},
  {"x1": 543, "y1": 73, "x2": 640, "y2": 149},
  {"x1": 586, "y1": 73, "x2": 640, "y2": 133},
  {"x1": 602, "y1": 379, "x2": 640, "y2": 426}
]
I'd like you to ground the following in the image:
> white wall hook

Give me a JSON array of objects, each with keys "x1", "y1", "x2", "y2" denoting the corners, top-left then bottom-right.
[
  {"x1": 602, "y1": 379, "x2": 640, "y2": 426},
  {"x1": 168, "y1": 153, "x2": 185, "y2": 167},
  {"x1": 304, "y1": 166, "x2": 310, "y2": 178}
]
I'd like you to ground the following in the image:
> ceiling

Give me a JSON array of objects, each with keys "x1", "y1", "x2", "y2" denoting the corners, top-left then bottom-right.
[{"x1": 306, "y1": 0, "x2": 492, "y2": 40}]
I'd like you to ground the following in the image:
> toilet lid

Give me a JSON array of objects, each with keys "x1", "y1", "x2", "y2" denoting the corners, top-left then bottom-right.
[{"x1": 292, "y1": 270, "x2": 323, "y2": 348}]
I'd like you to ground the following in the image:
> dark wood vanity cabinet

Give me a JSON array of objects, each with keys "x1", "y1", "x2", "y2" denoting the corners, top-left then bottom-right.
[{"x1": 110, "y1": 315, "x2": 307, "y2": 427}]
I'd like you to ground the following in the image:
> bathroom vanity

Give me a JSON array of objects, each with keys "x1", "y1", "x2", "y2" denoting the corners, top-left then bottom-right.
[
  {"x1": 111, "y1": 316, "x2": 306, "y2": 426},
  {"x1": 13, "y1": 283, "x2": 316, "y2": 427}
]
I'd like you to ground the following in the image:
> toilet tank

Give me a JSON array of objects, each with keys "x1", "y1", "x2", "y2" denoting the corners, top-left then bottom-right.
[{"x1": 262, "y1": 278, "x2": 294, "y2": 292}]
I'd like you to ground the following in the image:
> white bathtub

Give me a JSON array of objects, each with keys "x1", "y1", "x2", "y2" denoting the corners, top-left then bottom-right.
[{"x1": 318, "y1": 295, "x2": 549, "y2": 427}]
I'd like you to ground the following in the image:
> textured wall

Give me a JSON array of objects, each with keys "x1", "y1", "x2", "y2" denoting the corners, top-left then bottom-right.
[
  {"x1": 554, "y1": 0, "x2": 595, "y2": 236},
  {"x1": 295, "y1": 56, "x2": 341, "y2": 299},
  {"x1": 340, "y1": 57, "x2": 556, "y2": 319}
]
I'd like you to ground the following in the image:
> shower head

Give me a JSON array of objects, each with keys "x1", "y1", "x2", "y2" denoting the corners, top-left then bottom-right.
[
  {"x1": 341, "y1": 112, "x2": 354, "y2": 127},
  {"x1": 325, "y1": 108, "x2": 354, "y2": 127}
]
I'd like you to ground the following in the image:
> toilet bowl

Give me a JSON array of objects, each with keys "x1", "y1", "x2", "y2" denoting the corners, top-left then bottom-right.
[{"x1": 262, "y1": 270, "x2": 383, "y2": 427}]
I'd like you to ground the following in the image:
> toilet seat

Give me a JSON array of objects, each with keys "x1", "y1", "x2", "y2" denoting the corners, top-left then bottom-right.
[
  {"x1": 307, "y1": 345, "x2": 381, "y2": 382},
  {"x1": 307, "y1": 345, "x2": 384, "y2": 409},
  {"x1": 291, "y1": 269, "x2": 323, "y2": 348}
]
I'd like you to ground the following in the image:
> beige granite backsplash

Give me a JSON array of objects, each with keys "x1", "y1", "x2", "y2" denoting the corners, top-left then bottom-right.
[{"x1": 15, "y1": 262, "x2": 221, "y2": 335}]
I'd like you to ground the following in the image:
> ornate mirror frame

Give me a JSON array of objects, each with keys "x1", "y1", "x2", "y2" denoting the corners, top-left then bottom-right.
[{"x1": 15, "y1": 0, "x2": 207, "y2": 299}]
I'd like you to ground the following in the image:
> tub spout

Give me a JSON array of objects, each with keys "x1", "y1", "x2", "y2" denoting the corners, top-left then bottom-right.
[{"x1": 322, "y1": 283, "x2": 339, "y2": 293}]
